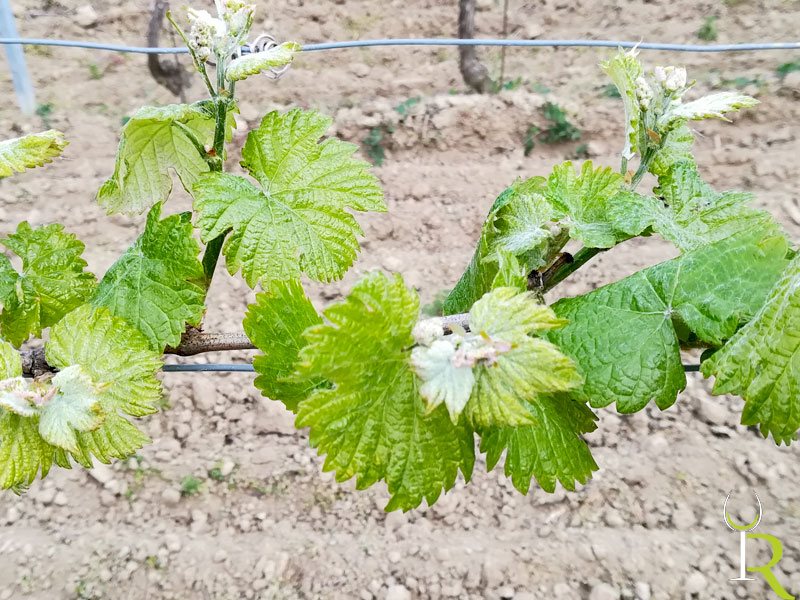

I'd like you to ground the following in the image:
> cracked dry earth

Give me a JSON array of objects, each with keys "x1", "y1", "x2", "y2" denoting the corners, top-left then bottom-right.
[{"x1": 2, "y1": 0, "x2": 800, "y2": 599}]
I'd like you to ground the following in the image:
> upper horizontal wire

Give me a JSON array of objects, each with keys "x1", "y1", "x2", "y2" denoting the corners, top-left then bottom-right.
[{"x1": 1, "y1": 37, "x2": 800, "y2": 54}]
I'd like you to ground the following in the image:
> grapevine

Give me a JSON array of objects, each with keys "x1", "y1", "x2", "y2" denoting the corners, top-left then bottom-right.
[{"x1": 1, "y1": 1, "x2": 797, "y2": 512}]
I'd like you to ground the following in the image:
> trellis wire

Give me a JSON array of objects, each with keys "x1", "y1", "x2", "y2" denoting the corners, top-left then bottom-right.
[
  {"x1": 2, "y1": 37, "x2": 800, "y2": 54},
  {"x1": 162, "y1": 363, "x2": 702, "y2": 373},
  {"x1": 2, "y1": 35, "x2": 767, "y2": 373}
]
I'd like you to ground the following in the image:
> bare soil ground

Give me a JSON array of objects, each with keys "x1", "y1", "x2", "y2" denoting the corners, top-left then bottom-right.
[{"x1": 2, "y1": 1, "x2": 800, "y2": 599}]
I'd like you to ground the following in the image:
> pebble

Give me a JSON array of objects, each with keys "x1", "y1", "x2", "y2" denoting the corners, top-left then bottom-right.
[
  {"x1": 685, "y1": 572, "x2": 707, "y2": 594},
  {"x1": 671, "y1": 506, "x2": 696, "y2": 530},
  {"x1": 696, "y1": 398, "x2": 728, "y2": 426},
  {"x1": 161, "y1": 488, "x2": 181, "y2": 506},
  {"x1": 495, "y1": 585, "x2": 515, "y2": 599},
  {"x1": 38, "y1": 487, "x2": 56, "y2": 505},
  {"x1": 523, "y1": 21, "x2": 543, "y2": 39},
  {"x1": 385, "y1": 585, "x2": 411, "y2": 600},
  {"x1": 53, "y1": 491, "x2": 68, "y2": 506},
  {"x1": 384, "y1": 510, "x2": 406, "y2": 532},
  {"x1": 589, "y1": 583, "x2": 619, "y2": 600},
  {"x1": 164, "y1": 534, "x2": 182, "y2": 553},
  {"x1": 382, "y1": 255, "x2": 403, "y2": 272},
  {"x1": 634, "y1": 582, "x2": 651, "y2": 600},
  {"x1": 213, "y1": 549, "x2": 227, "y2": 563},
  {"x1": 89, "y1": 463, "x2": 115, "y2": 486},
  {"x1": 553, "y1": 582, "x2": 572, "y2": 597},
  {"x1": 191, "y1": 380, "x2": 217, "y2": 412},
  {"x1": 191, "y1": 510, "x2": 209, "y2": 533},
  {"x1": 220, "y1": 459, "x2": 236, "y2": 478},
  {"x1": 351, "y1": 64, "x2": 370, "y2": 78},
  {"x1": 5, "y1": 507, "x2": 20, "y2": 524},
  {"x1": 75, "y1": 5, "x2": 98, "y2": 28}
]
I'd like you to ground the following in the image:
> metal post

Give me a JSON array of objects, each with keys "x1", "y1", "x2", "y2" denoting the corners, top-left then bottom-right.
[{"x1": 0, "y1": 0, "x2": 36, "y2": 114}]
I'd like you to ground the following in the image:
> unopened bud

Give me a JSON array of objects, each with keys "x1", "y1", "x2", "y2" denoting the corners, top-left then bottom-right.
[
  {"x1": 654, "y1": 65, "x2": 687, "y2": 92},
  {"x1": 635, "y1": 76, "x2": 653, "y2": 110}
]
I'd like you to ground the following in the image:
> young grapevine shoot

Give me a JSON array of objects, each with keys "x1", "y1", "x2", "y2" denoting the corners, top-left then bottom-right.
[{"x1": 0, "y1": 2, "x2": 796, "y2": 510}]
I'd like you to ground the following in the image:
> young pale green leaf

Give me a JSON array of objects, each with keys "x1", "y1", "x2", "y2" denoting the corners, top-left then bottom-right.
[
  {"x1": 480, "y1": 393, "x2": 598, "y2": 494},
  {"x1": 545, "y1": 161, "x2": 630, "y2": 249},
  {"x1": 227, "y1": 42, "x2": 301, "y2": 81},
  {"x1": 649, "y1": 124, "x2": 695, "y2": 177},
  {"x1": 411, "y1": 338, "x2": 475, "y2": 422},
  {"x1": 664, "y1": 92, "x2": 758, "y2": 125},
  {"x1": 91, "y1": 203, "x2": 205, "y2": 351},
  {"x1": 194, "y1": 109, "x2": 386, "y2": 288},
  {"x1": 469, "y1": 287, "x2": 568, "y2": 338},
  {"x1": 0, "y1": 130, "x2": 68, "y2": 178},
  {"x1": 47, "y1": 305, "x2": 163, "y2": 419},
  {"x1": 243, "y1": 279, "x2": 325, "y2": 413},
  {"x1": 414, "y1": 288, "x2": 578, "y2": 427},
  {"x1": 0, "y1": 223, "x2": 96, "y2": 347},
  {"x1": 462, "y1": 288, "x2": 581, "y2": 428},
  {"x1": 44, "y1": 305, "x2": 162, "y2": 467},
  {"x1": 609, "y1": 162, "x2": 779, "y2": 252},
  {"x1": 0, "y1": 339, "x2": 21, "y2": 378},
  {"x1": 600, "y1": 48, "x2": 643, "y2": 161},
  {"x1": 443, "y1": 177, "x2": 566, "y2": 314},
  {"x1": 548, "y1": 229, "x2": 788, "y2": 413},
  {"x1": 702, "y1": 254, "x2": 800, "y2": 445},
  {"x1": 0, "y1": 377, "x2": 37, "y2": 416},
  {"x1": 490, "y1": 250, "x2": 527, "y2": 291},
  {"x1": 37, "y1": 366, "x2": 105, "y2": 453},
  {"x1": 97, "y1": 101, "x2": 234, "y2": 215},
  {"x1": 294, "y1": 271, "x2": 475, "y2": 511}
]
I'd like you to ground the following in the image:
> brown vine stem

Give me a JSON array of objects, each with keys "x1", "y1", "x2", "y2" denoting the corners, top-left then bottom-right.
[{"x1": 20, "y1": 329, "x2": 257, "y2": 377}]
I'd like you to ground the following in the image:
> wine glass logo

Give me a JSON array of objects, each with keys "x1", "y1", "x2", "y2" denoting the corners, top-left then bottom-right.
[
  {"x1": 722, "y1": 489, "x2": 795, "y2": 599},
  {"x1": 723, "y1": 489, "x2": 763, "y2": 581}
]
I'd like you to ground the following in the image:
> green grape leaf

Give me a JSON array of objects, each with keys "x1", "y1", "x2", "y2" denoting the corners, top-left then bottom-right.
[
  {"x1": 0, "y1": 340, "x2": 20, "y2": 379},
  {"x1": 545, "y1": 161, "x2": 629, "y2": 249},
  {"x1": 548, "y1": 230, "x2": 788, "y2": 413},
  {"x1": 0, "y1": 130, "x2": 68, "y2": 178},
  {"x1": 294, "y1": 272, "x2": 475, "y2": 511},
  {"x1": 601, "y1": 48, "x2": 643, "y2": 161},
  {"x1": 702, "y1": 254, "x2": 800, "y2": 445},
  {"x1": 649, "y1": 124, "x2": 695, "y2": 177},
  {"x1": 443, "y1": 177, "x2": 566, "y2": 314},
  {"x1": 194, "y1": 109, "x2": 386, "y2": 288},
  {"x1": 0, "y1": 223, "x2": 96, "y2": 347},
  {"x1": 45, "y1": 304, "x2": 162, "y2": 466},
  {"x1": 243, "y1": 279, "x2": 325, "y2": 413},
  {"x1": 609, "y1": 162, "x2": 779, "y2": 252},
  {"x1": 97, "y1": 101, "x2": 235, "y2": 215},
  {"x1": 0, "y1": 412, "x2": 68, "y2": 491},
  {"x1": 91, "y1": 203, "x2": 205, "y2": 351},
  {"x1": 37, "y1": 366, "x2": 105, "y2": 454},
  {"x1": 227, "y1": 42, "x2": 301, "y2": 81},
  {"x1": 481, "y1": 393, "x2": 598, "y2": 493}
]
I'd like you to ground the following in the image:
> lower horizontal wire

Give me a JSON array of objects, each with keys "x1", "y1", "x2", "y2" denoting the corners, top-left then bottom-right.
[{"x1": 161, "y1": 363, "x2": 703, "y2": 373}]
